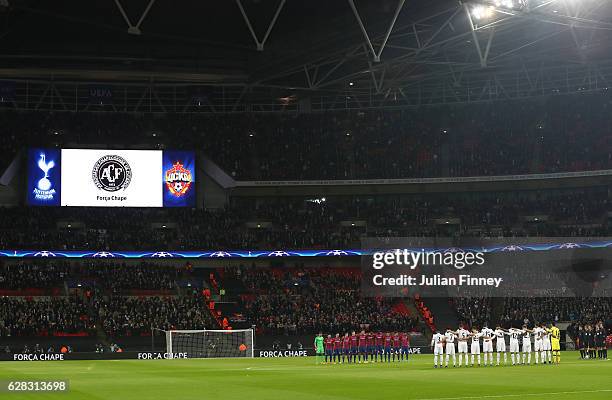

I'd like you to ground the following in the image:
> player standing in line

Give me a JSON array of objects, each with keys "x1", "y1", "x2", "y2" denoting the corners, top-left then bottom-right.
[
  {"x1": 400, "y1": 331, "x2": 410, "y2": 362},
  {"x1": 600, "y1": 321, "x2": 608, "y2": 360},
  {"x1": 584, "y1": 325, "x2": 594, "y2": 359},
  {"x1": 533, "y1": 324, "x2": 544, "y2": 365},
  {"x1": 367, "y1": 331, "x2": 376, "y2": 362},
  {"x1": 358, "y1": 330, "x2": 368, "y2": 363},
  {"x1": 444, "y1": 329, "x2": 457, "y2": 368},
  {"x1": 589, "y1": 325, "x2": 597, "y2": 360},
  {"x1": 541, "y1": 323, "x2": 552, "y2": 364},
  {"x1": 392, "y1": 332, "x2": 401, "y2": 362},
  {"x1": 324, "y1": 334, "x2": 334, "y2": 364},
  {"x1": 578, "y1": 325, "x2": 586, "y2": 359},
  {"x1": 383, "y1": 331, "x2": 393, "y2": 363},
  {"x1": 314, "y1": 332, "x2": 325, "y2": 364},
  {"x1": 431, "y1": 329, "x2": 445, "y2": 368},
  {"x1": 521, "y1": 325, "x2": 533, "y2": 365},
  {"x1": 548, "y1": 322, "x2": 561, "y2": 364},
  {"x1": 375, "y1": 330, "x2": 384, "y2": 362},
  {"x1": 594, "y1": 323, "x2": 603, "y2": 360},
  {"x1": 333, "y1": 333, "x2": 342, "y2": 364},
  {"x1": 342, "y1": 333, "x2": 351, "y2": 364},
  {"x1": 481, "y1": 325, "x2": 495, "y2": 366},
  {"x1": 350, "y1": 331, "x2": 358, "y2": 363},
  {"x1": 508, "y1": 326, "x2": 521, "y2": 365},
  {"x1": 494, "y1": 325, "x2": 508, "y2": 366},
  {"x1": 590, "y1": 325, "x2": 597, "y2": 359},
  {"x1": 583, "y1": 325, "x2": 591, "y2": 359},
  {"x1": 596, "y1": 321, "x2": 607, "y2": 359},
  {"x1": 456, "y1": 325, "x2": 470, "y2": 367},
  {"x1": 470, "y1": 327, "x2": 482, "y2": 367},
  {"x1": 592, "y1": 324, "x2": 598, "y2": 359}
]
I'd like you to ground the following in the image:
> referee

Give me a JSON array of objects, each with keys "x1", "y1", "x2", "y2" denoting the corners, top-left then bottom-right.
[
  {"x1": 595, "y1": 322, "x2": 607, "y2": 360},
  {"x1": 578, "y1": 325, "x2": 586, "y2": 359},
  {"x1": 586, "y1": 325, "x2": 595, "y2": 359}
]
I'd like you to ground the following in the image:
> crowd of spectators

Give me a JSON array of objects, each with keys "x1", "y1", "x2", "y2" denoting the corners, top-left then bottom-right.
[
  {"x1": 0, "y1": 297, "x2": 93, "y2": 336},
  {"x1": 2, "y1": 94, "x2": 612, "y2": 346},
  {"x1": 95, "y1": 292, "x2": 212, "y2": 337},
  {"x1": 452, "y1": 297, "x2": 493, "y2": 328},
  {"x1": 1, "y1": 93, "x2": 612, "y2": 180},
  {"x1": 0, "y1": 260, "x2": 610, "y2": 339},
  {"x1": 501, "y1": 297, "x2": 612, "y2": 328},
  {"x1": 0, "y1": 262, "x2": 71, "y2": 289},
  {"x1": 0, "y1": 262, "x2": 206, "y2": 337},
  {"x1": 0, "y1": 186, "x2": 610, "y2": 251},
  {"x1": 0, "y1": 262, "x2": 190, "y2": 292},
  {"x1": 0, "y1": 292, "x2": 214, "y2": 338},
  {"x1": 239, "y1": 267, "x2": 419, "y2": 334},
  {"x1": 453, "y1": 297, "x2": 612, "y2": 330},
  {"x1": 78, "y1": 263, "x2": 183, "y2": 292}
]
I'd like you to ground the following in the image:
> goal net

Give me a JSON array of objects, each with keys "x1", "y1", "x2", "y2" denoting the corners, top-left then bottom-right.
[{"x1": 164, "y1": 329, "x2": 254, "y2": 359}]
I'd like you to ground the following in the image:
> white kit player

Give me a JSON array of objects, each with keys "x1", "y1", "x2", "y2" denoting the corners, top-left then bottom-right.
[
  {"x1": 431, "y1": 330, "x2": 445, "y2": 368},
  {"x1": 481, "y1": 326, "x2": 495, "y2": 366},
  {"x1": 470, "y1": 328, "x2": 482, "y2": 367},
  {"x1": 521, "y1": 325, "x2": 534, "y2": 365},
  {"x1": 540, "y1": 323, "x2": 552, "y2": 364},
  {"x1": 494, "y1": 326, "x2": 509, "y2": 365},
  {"x1": 533, "y1": 324, "x2": 544, "y2": 364},
  {"x1": 456, "y1": 326, "x2": 470, "y2": 367},
  {"x1": 444, "y1": 329, "x2": 457, "y2": 367},
  {"x1": 508, "y1": 327, "x2": 521, "y2": 365}
]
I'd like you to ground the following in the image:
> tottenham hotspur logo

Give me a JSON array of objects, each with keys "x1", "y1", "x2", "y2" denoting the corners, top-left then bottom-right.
[{"x1": 92, "y1": 155, "x2": 132, "y2": 192}]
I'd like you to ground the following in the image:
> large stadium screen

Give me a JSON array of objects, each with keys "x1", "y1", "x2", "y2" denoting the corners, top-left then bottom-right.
[{"x1": 26, "y1": 148, "x2": 196, "y2": 207}]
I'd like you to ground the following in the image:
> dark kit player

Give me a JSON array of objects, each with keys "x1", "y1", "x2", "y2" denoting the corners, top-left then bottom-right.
[
  {"x1": 375, "y1": 331, "x2": 384, "y2": 362},
  {"x1": 392, "y1": 332, "x2": 401, "y2": 362},
  {"x1": 367, "y1": 331, "x2": 376, "y2": 361},
  {"x1": 586, "y1": 325, "x2": 595, "y2": 359},
  {"x1": 595, "y1": 322, "x2": 607, "y2": 360},
  {"x1": 324, "y1": 335, "x2": 334, "y2": 363},
  {"x1": 400, "y1": 332, "x2": 411, "y2": 361},
  {"x1": 333, "y1": 333, "x2": 342, "y2": 363},
  {"x1": 350, "y1": 331, "x2": 358, "y2": 363},
  {"x1": 342, "y1": 333, "x2": 351, "y2": 363},
  {"x1": 384, "y1": 332, "x2": 392, "y2": 362},
  {"x1": 578, "y1": 325, "x2": 586, "y2": 359},
  {"x1": 358, "y1": 330, "x2": 368, "y2": 363}
]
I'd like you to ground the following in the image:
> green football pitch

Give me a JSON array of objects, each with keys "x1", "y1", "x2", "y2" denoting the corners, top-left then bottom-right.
[{"x1": 0, "y1": 352, "x2": 609, "y2": 400}]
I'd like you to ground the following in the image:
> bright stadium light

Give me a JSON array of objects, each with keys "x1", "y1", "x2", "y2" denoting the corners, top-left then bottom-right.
[
  {"x1": 494, "y1": 0, "x2": 530, "y2": 9},
  {"x1": 471, "y1": 0, "x2": 530, "y2": 18},
  {"x1": 471, "y1": 5, "x2": 495, "y2": 20},
  {"x1": 493, "y1": 0, "x2": 516, "y2": 8}
]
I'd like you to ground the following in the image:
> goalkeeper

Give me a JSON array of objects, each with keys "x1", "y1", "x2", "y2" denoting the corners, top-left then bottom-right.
[
  {"x1": 314, "y1": 332, "x2": 325, "y2": 364},
  {"x1": 548, "y1": 322, "x2": 561, "y2": 364}
]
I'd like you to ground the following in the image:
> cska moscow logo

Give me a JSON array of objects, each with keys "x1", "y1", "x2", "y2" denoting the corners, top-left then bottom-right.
[{"x1": 165, "y1": 161, "x2": 193, "y2": 197}]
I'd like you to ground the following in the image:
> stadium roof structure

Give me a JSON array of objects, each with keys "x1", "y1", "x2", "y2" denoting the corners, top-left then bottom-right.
[{"x1": 1, "y1": 0, "x2": 612, "y2": 112}]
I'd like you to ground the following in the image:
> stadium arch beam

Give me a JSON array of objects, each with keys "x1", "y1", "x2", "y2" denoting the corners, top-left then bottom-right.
[
  {"x1": 2, "y1": 1, "x2": 612, "y2": 112},
  {"x1": 250, "y1": 1, "x2": 612, "y2": 100}
]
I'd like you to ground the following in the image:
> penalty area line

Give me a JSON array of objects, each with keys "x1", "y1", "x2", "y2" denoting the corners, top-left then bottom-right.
[{"x1": 416, "y1": 389, "x2": 612, "y2": 400}]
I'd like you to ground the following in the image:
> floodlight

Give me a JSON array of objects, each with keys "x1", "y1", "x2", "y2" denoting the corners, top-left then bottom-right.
[{"x1": 471, "y1": 5, "x2": 495, "y2": 20}]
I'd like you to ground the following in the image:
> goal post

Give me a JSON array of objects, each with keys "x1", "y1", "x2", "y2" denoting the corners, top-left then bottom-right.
[{"x1": 164, "y1": 329, "x2": 254, "y2": 359}]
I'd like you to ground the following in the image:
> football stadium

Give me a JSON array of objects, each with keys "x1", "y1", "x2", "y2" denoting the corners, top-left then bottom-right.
[{"x1": 0, "y1": 0, "x2": 611, "y2": 399}]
